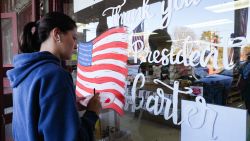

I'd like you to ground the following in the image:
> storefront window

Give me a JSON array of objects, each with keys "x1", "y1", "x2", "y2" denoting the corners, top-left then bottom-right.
[
  {"x1": 1, "y1": 18, "x2": 14, "y2": 65},
  {"x1": 70, "y1": 0, "x2": 250, "y2": 140},
  {"x1": 1, "y1": 0, "x2": 33, "y2": 66}
]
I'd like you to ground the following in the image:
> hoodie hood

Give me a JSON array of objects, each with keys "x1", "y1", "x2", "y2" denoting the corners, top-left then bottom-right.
[{"x1": 7, "y1": 51, "x2": 60, "y2": 87}]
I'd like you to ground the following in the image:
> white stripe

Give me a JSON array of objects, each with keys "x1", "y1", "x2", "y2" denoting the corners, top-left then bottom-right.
[
  {"x1": 76, "y1": 86, "x2": 92, "y2": 97},
  {"x1": 94, "y1": 33, "x2": 128, "y2": 49},
  {"x1": 77, "y1": 76, "x2": 126, "y2": 94},
  {"x1": 113, "y1": 98, "x2": 124, "y2": 108},
  {"x1": 76, "y1": 86, "x2": 124, "y2": 109},
  {"x1": 76, "y1": 86, "x2": 93, "y2": 107},
  {"x1": 77, "y1": 68, "x2": 126, "y2": 80},
  {"x1": 92, "y1": 59, "x2": 127, "y2": 68},
  {"x1": 92, "y1": 48, "x2": 127, "y2": 57}
]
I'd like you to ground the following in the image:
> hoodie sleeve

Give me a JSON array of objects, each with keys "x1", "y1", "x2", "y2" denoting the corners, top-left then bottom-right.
[
  {"x1": 79, "y1": 111, "x2": 99, "y2": 140},
  {"x1": 37, "y1": 69, "x2": 98, "y2": 141}
]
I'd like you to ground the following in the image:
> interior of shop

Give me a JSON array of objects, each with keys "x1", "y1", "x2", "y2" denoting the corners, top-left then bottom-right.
[{"x1": 1, "y1": 0, "x2": 250, "y2": 141}]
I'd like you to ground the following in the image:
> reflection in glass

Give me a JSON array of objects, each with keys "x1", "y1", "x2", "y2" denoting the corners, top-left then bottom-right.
[{"x1": 1, "y1": 18, "x2": 14, "y2": 65}]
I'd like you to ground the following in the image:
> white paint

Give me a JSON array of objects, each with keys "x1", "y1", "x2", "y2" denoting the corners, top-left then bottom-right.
[
  {"x1": 92, "y1": 59, "x2": 127, "y2": 68},
  {"x1": 161, "y1": 0, "x2": 202, "y2": 29},
  {"x1": 131, "y1": 73, "x2": 145, "y2": 110},
  {"x1": 101, "y1": 0, "x2": 247, "y2": 70},
  {"x1": 133, "y1": 36, "x2": 247, "y2": 70},
  {"x1": 185, "y1": 97, "x2": 217, "y2": 140},
  {"x1": 153, "y1": 79, "x2": 192, "y2": 125},
  {"x1": 76, "y1": 76, "x2": 126, "y2": 94},
  {"x1": 76, "y1": 86, "x2": 92, "y2": 97},
  {"x1": 102, "y1": 0, "x2": 153, "y2": 28},
  {"x1": 131, "y1": 73, "x2": 192, "y2": 124},
  {"x1": 92, "y1": 48, "x2": 127, "y2": 57},
  {"x1": 130, "y1": 73, "x2": 219, "y2": 138},
  {"x1": 181, "y1": 100, "x2": 247, "y2": 141},
  {"x1": 77, "y1": 68, "x2": 126, "y2": 80},
  {"x1": 132, "y1": 40, "x2": 145, "y2": 64},
  {"x1": 93, "y1": 33, "x2": 128, "y2": 49},
  {"x1": 124, "y1": 95, "x2": 135, "y2": 112},
  {"x1": 103, "y1": 0, "x2": 202, "y2": 29},
  {"x1": 74, "y1": 0, "x2": 103, "y2": 13},
  {"x1": 112, "y1": 97, "x2": 124, "y2": 108},
  {"x1": 100, "y1": 92, "x2": 116, "y2": 107}
]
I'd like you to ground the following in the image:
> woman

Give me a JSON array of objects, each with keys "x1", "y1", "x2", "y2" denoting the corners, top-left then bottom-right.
[{"x1": 7, "y1": 12, "x2": 101, "y2": 141}]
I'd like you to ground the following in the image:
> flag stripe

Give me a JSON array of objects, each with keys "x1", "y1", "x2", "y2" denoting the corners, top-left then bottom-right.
[
  {"x1": 92, "y1": 59, "x2": 127, "y2": 68},
  {"x1": 76, "y1": 81, "x2": 125, "y2": 104},
  {"x1": 93, "y1": 42, "x2": 127, "y2": 53},
  {"x1": 76, "y1": 90, "x2": 85, "y2": 98},
  {"x1": 77, "y1": 64, "x2": 128, "y2": 75},
  {"x1": 77, "y1": 77, "x2": 125, "y2": 95},
  {"x1": 93, "y1": 48, "x2": 127, "y2": 57},
  {"x1": 113, "y1": 98, "x2": 123, "y2": 108},
  {"x1": 104, "y1": 103, "x2": 124, "y2": 115},
  {"x1": 92, "y1": 53, "x2": 128, "y2": 63},
  {"x1": 77, "y1": 27, "x2": 128, "y2": 115},
  {"x1": 76, "y1": 86, "x2": 92, "y2": 97},
  {"x1": 77, "y1": 67, "x2": 126, "y2": 80},
  {"x1": 93, "y1": 33, "x2": 128, "y2": 49},
  {"x1": 93, "y1": 27, "x2": 126, "y2": 44},
  {"x1": 77, "y1": 73, "x2": 125, "y2": 88}
]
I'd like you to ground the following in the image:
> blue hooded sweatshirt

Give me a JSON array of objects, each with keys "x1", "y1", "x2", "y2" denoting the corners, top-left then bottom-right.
[{"x1": 7, "y1": 51, "x2": 98, "y2": 141}]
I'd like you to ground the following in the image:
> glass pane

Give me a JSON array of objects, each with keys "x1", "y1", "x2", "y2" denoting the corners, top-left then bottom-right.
[
  {"x1": 70, "y1": 0, "x2": 250, "y2": 140},
  {"x1": 1, "y1": 18, "x2": 14, "y2": 65}
]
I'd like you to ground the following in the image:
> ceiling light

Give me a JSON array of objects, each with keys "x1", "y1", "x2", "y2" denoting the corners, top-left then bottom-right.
[
  {"x1": 205, "y1": 0, "x2": 250, "y2": 13},
  {"x1": 185, "y1": 19, "x2": 233, "y2": 28}
]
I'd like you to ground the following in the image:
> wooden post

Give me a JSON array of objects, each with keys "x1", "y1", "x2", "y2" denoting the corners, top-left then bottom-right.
[
  {"x1": 0, "y1": 9, "x2": 5, "y2": 141},
  {"x1": 32, "y1": 0, "x2": 40, "y2": 21},
  {"x1": 233, "y1": 0, "x2": 248, "y2": 68},
  {"x1": 49, "y1": 0, "x2": 64, "y2": 12}
]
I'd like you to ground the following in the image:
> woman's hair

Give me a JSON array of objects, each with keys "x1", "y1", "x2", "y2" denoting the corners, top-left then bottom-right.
[
  {"x1": 19, "y1": 12, "x2": 76, "y2": 53},
  {"x1": 247, "y1": 55, "x2": 250, "y2": 62}
]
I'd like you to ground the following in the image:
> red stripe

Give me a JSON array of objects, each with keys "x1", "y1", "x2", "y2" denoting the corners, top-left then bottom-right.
[
  {"x1": 104, "y1": 103, "x2": 124, "y2": 116},
  {"x1": 76, "y1": 90, "x2": 84, "y2": 98},
  {"x1": 93, "y1": 42, "x2": 128, "y2": 53},
  {"x1": 76, "y1": 81, "x2": 125, "y2": 104},
  {"x1": 92, "y1": 53, "x2": 128, "y2": 63},
  {"x1": 93, "y1": 27, "x2": 126, "y2": 44},
  {"x1": 77, "y1": 64, "x2": 128, "y2": 76},
  {"x1": 77, "y1": 73, "x2": 125, "y2": 88},
  {"x1": 77, "y1": 88, "x2": 124, "y2": 115}
]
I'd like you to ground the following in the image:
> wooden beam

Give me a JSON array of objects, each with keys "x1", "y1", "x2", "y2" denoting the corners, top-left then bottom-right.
[
  {"x1": 54, "y1": 0, "x2": 63, "y2": 12},
  {"x1": 32, "y1": 0, "x2": 40, "y2": 21},
  {"x1": 233, "y1": 0, "x2": 248, "y2": 66},
  {"x1": 48, "y1": 0, "x2": 64, "y2": 12},
  {"x1": 0, "y1": 8, "x2": 5, "y2": 141}
]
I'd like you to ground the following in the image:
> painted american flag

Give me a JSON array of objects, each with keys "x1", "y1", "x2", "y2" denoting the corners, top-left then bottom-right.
[{"x1": 76, "y1": 27, "x2": 128, "y2": 115}]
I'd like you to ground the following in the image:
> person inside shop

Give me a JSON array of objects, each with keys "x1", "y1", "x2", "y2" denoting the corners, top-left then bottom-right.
[
  {"x1": 147, "y1": 29, "x2": 172, "y2": 80},
  {"x1": 7, "y1": 12, "x2": 101, "y2": 141},
  {"x1": 239, "y1": 54, "x2": 250, "y2": 114}
]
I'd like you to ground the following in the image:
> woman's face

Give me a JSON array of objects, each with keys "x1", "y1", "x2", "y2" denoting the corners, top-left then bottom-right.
[{"x1": 59, "y1": 28, "x2": 77, "y2": 60}]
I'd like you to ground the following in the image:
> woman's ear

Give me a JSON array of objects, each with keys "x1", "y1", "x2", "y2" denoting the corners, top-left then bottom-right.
[{"x1": 52, "y1": 27, "x2": 62, "y2": 43}]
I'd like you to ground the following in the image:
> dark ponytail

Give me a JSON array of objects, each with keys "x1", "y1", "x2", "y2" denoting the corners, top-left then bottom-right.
[
  {"x1": 19, "y1": 22, "x2": 40, "y2": 53},
  {"x1": 19, "y1": 12, "x2": 76, "y2": 53}
]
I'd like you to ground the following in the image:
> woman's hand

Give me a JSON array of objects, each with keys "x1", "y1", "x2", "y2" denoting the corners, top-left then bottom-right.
[
  {"x1": 76, "y1": 96, "x2": 87, "y2": 111},
  {"x1": 87, "y1": 93, "x2": 101, "y2": 115}
]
